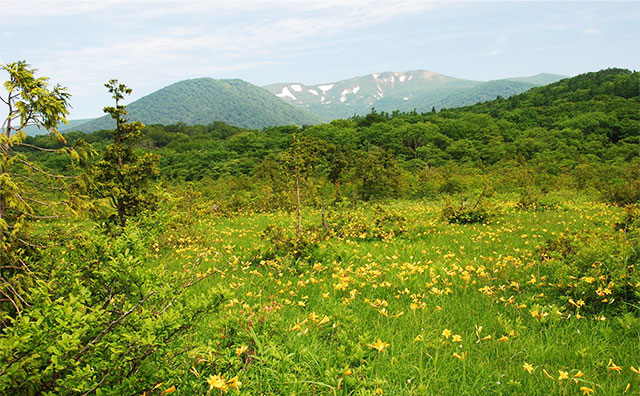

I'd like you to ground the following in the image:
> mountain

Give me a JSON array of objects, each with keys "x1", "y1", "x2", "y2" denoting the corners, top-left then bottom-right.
[
  {"x1": 22, "y1": 119, "x2": 95, "y2": 136},
  {"x1": 73, "y1": 78, "x2": 321, "y2": 132},
  {"x1": 264, "y1": 71, "x2": 566, "y2": 121}
]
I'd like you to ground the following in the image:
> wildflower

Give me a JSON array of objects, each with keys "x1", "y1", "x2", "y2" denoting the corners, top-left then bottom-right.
[
  {"x1": 608, "y1": 359, "x2": 622, "y2": 373},
  {"x1": 414, "y1": 334, "x2": 424, "y2": 342},
  {"x1": 226, "y1": 376, "x2": 241, "y2": 390},
  {"x1": 558, "y1": 370, "x2": 569, "y2": 380},
  {"x1": 163, "y1": 386, "x2": 176, "y2": 394},
  {"x1": 344, "y1": 366, "x2": 352, "y2": 375},
  {"x1": 442, "y1": 329, "x2": 452, "y2": 338},
  {"x1": 452, "y1": 352, "x2": 467, "y2": 359},
  {"x1": 631, "y1": 366, "x2": 640, "y2": 374},
  {"x1": 523, "y1": 362, "x2": 534, "y2": 374},
  {"x1": 318, "y1": 315, "x2": 330, "y2": 325},
  {"x1": 624, "y1": 383, "x2": 630, "y2": 393},
  {"x1": 580, "y1": 386, "x2": 595, "y2": 395},
  {"x1": 368, "y1": 339, "x2": 390, "y2": 353},
  {"x1": 236, "y1": 345, "x2": 248, "y2": 356},
  {"x1": 375, "y1": 387, "x2": 383, "y2": 395},
  {"x1": 452, "y1": 334, "x2": 462, "y2": 342},
  {"x1": 208, "y1": 374, "x2": 228, "y2": 391},
  {"x1": 497, "y1": 336, "x2": 509, "y2": 342}
]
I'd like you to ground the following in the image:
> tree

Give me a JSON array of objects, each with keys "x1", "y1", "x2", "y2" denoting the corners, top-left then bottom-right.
[
  {"x1": 93, "y1": 80, "x2": 159, "y2": 227},
  {"x1": 0, "y1": 61, "x2": 89, "y2": 315},
  {"x1": 282, "y1": 134, "x2": 326, "y2": 235}
]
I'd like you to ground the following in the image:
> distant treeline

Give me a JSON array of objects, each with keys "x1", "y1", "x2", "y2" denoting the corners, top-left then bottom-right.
[{"x1": 25, "y1": 68, "x2": 639, "y2": 209}]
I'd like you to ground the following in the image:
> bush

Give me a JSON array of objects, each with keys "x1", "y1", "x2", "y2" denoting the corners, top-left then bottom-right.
[
  {"x1": 534, "y1": 231, "x2": 639, "y2": 313},
  {"x1": 515, "y1": 187, "x2": 558, "y2": 211},
  {"x1": 260, "y1": 225, "x2": 319, "y2": 261},
  {"x1": 441, "y1": 189, "x2": 494, "y2": 224},
  {"x1": 326, "y1": 204, "x2": 407, "y2": 241},
  {"x1": 0, "y1": 213, "x2": 224, "y2": 395}
]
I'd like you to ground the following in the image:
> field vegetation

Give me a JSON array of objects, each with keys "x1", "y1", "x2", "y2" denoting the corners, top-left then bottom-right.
[{"x1": 1, "y1": 65, "x2": 638, "y2": 395}]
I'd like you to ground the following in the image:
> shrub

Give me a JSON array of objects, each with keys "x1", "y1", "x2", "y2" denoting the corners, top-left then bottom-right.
[
  {"x1": 0, "y1": 213, "x2": 224, "y2": 395},
  {"x1": 534, "y1": 231, "x2": 639, "y2": 314},
  {"x1": 441, "y1": 188, "x2": 494, "y2": 224}
]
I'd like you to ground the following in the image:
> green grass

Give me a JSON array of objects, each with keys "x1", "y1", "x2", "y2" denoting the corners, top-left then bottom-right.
[{"x1": 151, "y1": 196, "x2": 638, "y2": 395}]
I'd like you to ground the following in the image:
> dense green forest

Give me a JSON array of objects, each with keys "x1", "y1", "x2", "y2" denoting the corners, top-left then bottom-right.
[
  {"x1": 2, "y1": 67, "x2": 639, "y2": 395},
  {"x1": 28, "y1": 68, "x2": 639, "y2": 209}
]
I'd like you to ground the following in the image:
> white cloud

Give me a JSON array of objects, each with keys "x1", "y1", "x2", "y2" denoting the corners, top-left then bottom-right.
[
  {"x1": 583, "y1": 27, "x2": 601, "y2": 34},
  {"x1": 488, "y1": 49, "x2": 504, "y2": 56}
]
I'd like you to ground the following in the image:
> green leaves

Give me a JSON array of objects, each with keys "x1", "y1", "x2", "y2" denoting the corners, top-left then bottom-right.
[{"x1": 91, "y1": 80, "x2": 159, "y2": 228}]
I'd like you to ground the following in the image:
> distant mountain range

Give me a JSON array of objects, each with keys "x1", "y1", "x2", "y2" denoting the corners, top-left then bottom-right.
[
  {"x1": 263, "y1": 71, "x2": 566, "y2": 121},
  {"x1": 25, "y1": 70, "x2": 565, "y2": 135}
]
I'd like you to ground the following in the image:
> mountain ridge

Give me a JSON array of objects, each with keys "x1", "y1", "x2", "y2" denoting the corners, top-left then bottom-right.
[{"x1": 263, "y1": 70, "x2": 567, "y2": 121}]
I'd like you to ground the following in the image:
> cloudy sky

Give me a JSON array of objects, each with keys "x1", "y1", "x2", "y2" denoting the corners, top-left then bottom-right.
[{"x1": 1, "y1": 0, "x2": 638, "y2": 119}]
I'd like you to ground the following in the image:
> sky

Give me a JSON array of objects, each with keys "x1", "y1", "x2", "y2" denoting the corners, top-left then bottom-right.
[{"x1": 1, "y1": 0, "x2": 638, "y2": 120}]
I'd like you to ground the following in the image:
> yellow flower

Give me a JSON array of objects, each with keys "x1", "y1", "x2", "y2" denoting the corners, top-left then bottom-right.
[
  {"x1": 207, "y1": 374, "x2": 228, "y2": 391},
  {"x1": 162, "y1": 386, "x2": 176, "y2": 394},
  {"x1": 558, "y1": 370, "x2": 569, "y2": 381},
  {"x1": 523, "y1": 362, "x2": 534, "y2": 374},
  {"x1": 368, "y1": 339, "x2": 390, "y2": 353},
  {"x1": 452, "y1": 334, "x2": 462, "y2": 342},
  {"x1": 375, "y1": 387, "x2": 383, "y2": 395},
  {"x1": 580, "y1": 386, "x2": 595, "y2": 395},
  {"x1": 608, "y1": 359, "x2": 622, "y2": 373},
  {"x1": 226, "y1": 376, "x2": 242, "y2": 390},
  {"x1": 318, "y1": 315, "x2": 330, "y2": 325},
  {"x1": 497, "y1": 336, "x2": 509, "y2": 342},
  {"x1": 414, "y1": 334, "x2": 424, "y2": 342},
  {"x1": 236, "y1": 345, "x2": 248, "y2": 356},
  {"x1": 452, "y1": 352, "x2": 467, "y2": 359},
  {"x1": 442, "y1": 329, "x2": 452, "y2": 338}
]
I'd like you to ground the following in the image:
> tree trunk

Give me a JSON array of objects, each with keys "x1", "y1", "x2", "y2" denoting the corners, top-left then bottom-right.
[{"x1": 295, "y1": 175, "x2": 301, "y2": 237}]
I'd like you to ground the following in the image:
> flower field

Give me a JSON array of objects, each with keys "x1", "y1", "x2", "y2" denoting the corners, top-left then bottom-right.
[{"x1": 154, "y1": 196, "x2": 639, "y2": 395}]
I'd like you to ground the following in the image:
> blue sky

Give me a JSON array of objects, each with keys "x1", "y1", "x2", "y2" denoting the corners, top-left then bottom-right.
[{"x1": 1, "y1": 0, "x2": 638, "y2": 119}]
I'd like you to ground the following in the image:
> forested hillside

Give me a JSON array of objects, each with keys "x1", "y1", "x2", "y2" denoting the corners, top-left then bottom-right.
[
  {"x1": 32, "y1": 68, "x2": 638, "y2": 206},
  {"x1": 74, "y1": 78, "x2": 321, "y2": 131}
]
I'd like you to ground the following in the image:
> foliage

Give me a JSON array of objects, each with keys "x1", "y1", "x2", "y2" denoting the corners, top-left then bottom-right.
[
  {"x1": 0, "y1": 61, "x2": 90, "y2": 317},
  {"x1": 92, "y1": 80, "x2": 159, "y2": 227},
  {"x1": 0, "y1": 212, "x2": 224, "y2": 395},
  {"x1": 441, "y1": 188, "x2": 493, "y2": 224}
]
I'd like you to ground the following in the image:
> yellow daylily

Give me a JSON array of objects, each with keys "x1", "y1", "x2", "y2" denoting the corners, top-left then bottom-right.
[{"x1": 368, "y1": 339, "x2": 390, "y2": 353}]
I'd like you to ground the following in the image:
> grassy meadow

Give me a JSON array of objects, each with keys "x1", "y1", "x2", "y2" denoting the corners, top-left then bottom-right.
[{"x1": 144, "y1": 193, "x2": 639, "y2": 395}]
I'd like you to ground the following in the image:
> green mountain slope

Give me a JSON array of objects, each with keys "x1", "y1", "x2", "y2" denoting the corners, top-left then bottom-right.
[{"x1": 74, "y1": 78, "x2": 321, "y2": 132}]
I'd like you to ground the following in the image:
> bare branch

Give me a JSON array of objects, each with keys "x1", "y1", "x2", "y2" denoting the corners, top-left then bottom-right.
[
  {"x1": 75, "y1": 291, "x2": 157, "y2": 359},
  {"x1": 17, "y1": 143, "x2": 60, "y2": 152}
]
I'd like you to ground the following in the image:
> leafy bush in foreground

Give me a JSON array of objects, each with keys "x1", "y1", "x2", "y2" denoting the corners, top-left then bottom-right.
[{"x1": 0, "y1": 213, "x2": 223, "y2": 395}]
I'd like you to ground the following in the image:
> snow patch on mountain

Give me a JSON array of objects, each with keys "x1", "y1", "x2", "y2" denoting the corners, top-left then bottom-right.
[
  {"x1": 276, "y1": 86, "x2": 296, "y2": 100},
  {"x1": 308, "y1": 89, "x2": 318, "y2": 96},
  {"x1": 318, "y1": 84, "x2": 334, "y2": 93},
  {"x1": 290, "y1": 84, "x2": 302, "y2": 92},
  {"x1": 353, "y1": 86, "x2": 360, "y2": 94}
]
